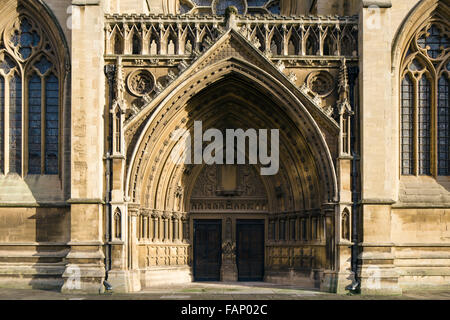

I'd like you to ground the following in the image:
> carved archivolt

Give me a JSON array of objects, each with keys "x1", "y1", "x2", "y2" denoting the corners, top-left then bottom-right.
[{"x1": 125, "y1": 57, "x2": 338, "y2": 212}]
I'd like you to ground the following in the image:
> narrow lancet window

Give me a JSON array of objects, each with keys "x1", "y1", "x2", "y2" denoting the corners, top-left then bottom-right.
[
  {"x1": 401, "y1": 75, "x2": 414, "y2": 175},
  {"x1": 28, "y1": 73, "x2": 41, "y2": 174},
  {"x1": 9, "y1": 75, "x2": 22, "y2": 174}
]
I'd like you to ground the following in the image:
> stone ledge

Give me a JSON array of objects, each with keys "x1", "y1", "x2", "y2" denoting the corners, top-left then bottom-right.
[
  {"x1": 362, "y1": 0, "x2": 392, "y2": 8},
  {"x1": 72, "y1": 0, "x2": 100, "y2": 5}
]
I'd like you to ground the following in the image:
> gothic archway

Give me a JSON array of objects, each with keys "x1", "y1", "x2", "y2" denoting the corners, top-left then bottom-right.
[{"x1": 124, "y1": 55, "x2": 338, "y2": 287}]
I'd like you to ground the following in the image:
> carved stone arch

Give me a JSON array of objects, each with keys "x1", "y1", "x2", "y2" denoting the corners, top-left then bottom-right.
[
  {"x1": 164, "y1": 25, "x2": 178, "y2": 55},
  {"x1": 0, "y1": 49, "x2": 21, "y2": 77},
  {"x1": 114, "y1": 208, "x2": 122, "y2": 239},
  {"x1": 148, "y1": 26, "x2": 160, "y2": 55},
  {"x1": 341, "y1": 208, "x2": 350, "y2": 241},
  {"x1": 305, "y1": 25, "x2": 319, "y2": 55},
  {"x1": 252, "y1": 26, "x2": 266, "y2": 52},
  {"x1": 392, "y1": 0, "x2": 449, "y2": 71},
  {"x1": 0, "y1": 0, "x2": 69, "y2": 177},
  {"x1": 129, "y1": 25, "x2": 143, "y2": 55},
  {"x1": 26, "y1": 52, "x2": 58, "y2": 78},
  {"x1": 110, "y1": 25, "x2": 125, "y2": 55},
  {"x1": 181, "y1": 25, "x2": 196, "y2": 54},
  {"x1": 402, "y1": 51, "x2": 437, "y2": 80},
  {"x1": 323, "y1": 26, "x2": 337, "y2": 56},
  {"x1": 158, "y1": 112, "x2": 298, "y2": 214},
  {"x1": 437, "y1": 56, "x2": 450, "y2": 77},
  {"x1": 268, "y1": 26, "x2": 283, "y2": 55},
  {"x1": 125, "y1": 57, "x2": 338, "y2": 210},
  {"x1": 286, "y1": 26, "x2": 300, "y2": 55},
  {"x1": 0, "y1": 0, "x2": 70, "y2": 72},
  {"x1": 132, "y1": 86, "x2": 312, "y2": 211},
  {"x1": 341, "y1": 33, "x2": 354, "y2": 57},
  {"x1": 138, "y1": 97, "x2": 307, "y2": 213}
]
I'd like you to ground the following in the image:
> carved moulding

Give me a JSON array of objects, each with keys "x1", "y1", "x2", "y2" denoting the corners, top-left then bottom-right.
[{"x1": 127, "y1": 69, "x2": 156, "y2": 97}]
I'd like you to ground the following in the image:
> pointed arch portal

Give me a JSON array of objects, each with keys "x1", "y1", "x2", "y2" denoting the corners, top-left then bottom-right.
[{"x1": 124, "y1": 53, "x2": 339, "y2": 286}]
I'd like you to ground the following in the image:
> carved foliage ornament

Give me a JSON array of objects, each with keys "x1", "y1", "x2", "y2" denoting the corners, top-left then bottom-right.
[{"x1": 127, "y1": 69, "x2": 155, "y2": 97}]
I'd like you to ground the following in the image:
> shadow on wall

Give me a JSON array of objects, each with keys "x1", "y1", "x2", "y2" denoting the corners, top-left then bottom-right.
[{"x1": 29, "y1": 207, "x2": 70, "y2": 291}]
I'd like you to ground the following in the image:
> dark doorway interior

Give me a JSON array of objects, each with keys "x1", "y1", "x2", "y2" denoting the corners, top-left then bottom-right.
[
  {"x1": 193, "y1": 219, "x2": 222, "y2": 281},
  {"x1": 236, "y1": 219, "x2": 265, "y2": 281}
]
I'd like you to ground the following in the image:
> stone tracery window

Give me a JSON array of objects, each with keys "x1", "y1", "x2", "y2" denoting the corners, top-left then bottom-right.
[
  {"x1": 401, "y1": 22, "x2": 449, "y2": 176},
  {"x1": 0, "y1": 15, "x2": 62, "y2": 175},
  {"x1": 180, "y1": 0, "x2": 280, "y2": 15}
]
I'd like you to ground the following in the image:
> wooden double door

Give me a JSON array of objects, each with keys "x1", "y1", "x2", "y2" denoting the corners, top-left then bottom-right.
[{"x1": 193, "y1": 219, "x2": 264, "y2": 281}]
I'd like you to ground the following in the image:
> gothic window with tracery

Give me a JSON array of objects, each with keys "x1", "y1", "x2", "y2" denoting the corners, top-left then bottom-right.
[
  {"x1": 400, "y1": 22, "x2": 449, "y2": 176},
  {"x1": 0, "y1": 15, "x2": 62, "y2": 175},
  {"x1": 180, "y1": 0, "x2": 280, "y2": 15}
]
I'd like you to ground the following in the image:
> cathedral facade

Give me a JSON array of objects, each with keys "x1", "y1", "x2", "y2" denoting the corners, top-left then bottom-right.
[{"x1": 0, "y1": 0, "x2": 449, "y2": 294}]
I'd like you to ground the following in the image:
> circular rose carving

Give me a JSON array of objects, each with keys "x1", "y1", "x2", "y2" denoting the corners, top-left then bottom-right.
[
  {"x1": 306, "y1": 71, "x2": 335, "y2": 97},
  {"x1": 127, "y1": 69, "x2": 155, "y2": 97}
]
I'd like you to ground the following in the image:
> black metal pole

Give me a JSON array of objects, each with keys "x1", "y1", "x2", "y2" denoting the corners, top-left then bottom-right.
[
  {"x1": 104, "y1": 65, "x2": 115, "y2": 287},
  {"x1": 349, "y1": 65, "x2": 360, "y2": 289}
]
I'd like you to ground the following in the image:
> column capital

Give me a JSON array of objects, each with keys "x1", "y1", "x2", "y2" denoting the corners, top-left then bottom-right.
[
  {"x1": 162, "y1": 211, "x2": 173, "y2": 219},
  {"x1": 172, "y1": 212, "x2": 183, "y2": 219},
  {"x1": 151, "y1": 210, "x2": 161, "y2": 218},
  {"x1": 140, "y1": 208, "x2": 151, "y2": 216},
  {"x1": 128, "y1": 204, "x2": 140, "y2": 217}
]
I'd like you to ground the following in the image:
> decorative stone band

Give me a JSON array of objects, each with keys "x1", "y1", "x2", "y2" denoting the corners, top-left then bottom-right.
[{"x1": 105, "y1": 14, "x2": 359, "y2": 59}]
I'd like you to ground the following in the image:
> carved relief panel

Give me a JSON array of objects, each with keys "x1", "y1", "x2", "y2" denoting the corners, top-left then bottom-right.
[{"x1": 190, "y1": 164, "x2": 268, "y2": 213}]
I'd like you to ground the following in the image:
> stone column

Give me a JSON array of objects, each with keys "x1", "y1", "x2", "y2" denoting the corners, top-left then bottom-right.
[
  {"x1": 142, "y1": 210, "x2": 149, "y2": 240},
  {"x1": 125, "y1": 205, "x2": 141, "y2": 291},
  {"x1": 152, "y1": 210, "x2": 162, "y2": 242},
  {"x1": 128, "y1": 206, "x2": 139, "y2": 271},
  {"x1": 172, "y1": 212, "x2": 182, "y2": 243},
  {"x1": 181, "y1": 213, "x2": 189, "y2": 242},
  {"x1": 162, "y1": 211, "x2": 172, "y2": 242}
]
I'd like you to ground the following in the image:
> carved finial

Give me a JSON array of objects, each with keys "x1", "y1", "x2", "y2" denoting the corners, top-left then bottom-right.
[
  {"x1": 225, "y1": 6, "x2": 238, "y2": 30},
  {"x1": 115, "y1": 57, "x2": 125, "y2": 103},
  {"x1": 337, "y1": 58, "x2": 352, "y2": 114}
]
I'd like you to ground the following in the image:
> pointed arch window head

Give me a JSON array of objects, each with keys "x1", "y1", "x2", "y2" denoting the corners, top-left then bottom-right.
[
  {"x1": 0, "y1": 13, "x2": 63, "y2": 176},
  {"x1": 400, "y1": 20, "x2": 449, "y2": 177},
  {"x1": 418, "y1": 24, "x2": 449, "y2": 59},
  {"x1": 9, "y1": 17, "x2": 41, "y2": 61}
]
